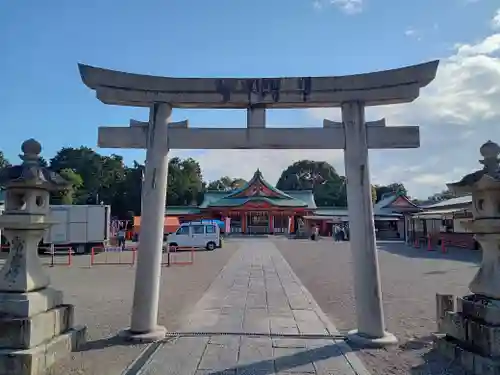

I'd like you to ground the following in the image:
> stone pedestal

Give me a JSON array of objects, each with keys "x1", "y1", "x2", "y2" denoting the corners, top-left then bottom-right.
[
  {"x1": 437, "y1": 295, "x2": 500, "y2": 374},
  {"x1": 0, "y1": 288, "x2": 86, "y2": 375}
]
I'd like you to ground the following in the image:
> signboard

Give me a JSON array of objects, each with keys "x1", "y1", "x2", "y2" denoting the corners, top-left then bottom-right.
[
  {"x1": 111, "y1": 220, "x2": 130, "y2": 236},
  {"x1": 225, "y1": 217, "x2": 231, "y2": 233},
  {"x1": 328, "y1": 217, "x2": 344, "y2": 223},
  {"x1": 454, "y1": 210, "x2": 473, "y2": 219}
]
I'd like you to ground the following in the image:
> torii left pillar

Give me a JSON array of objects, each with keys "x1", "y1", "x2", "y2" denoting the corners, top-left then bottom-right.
[{"x1": 120, "y1": 103, "x2": 171, "y2": 341}]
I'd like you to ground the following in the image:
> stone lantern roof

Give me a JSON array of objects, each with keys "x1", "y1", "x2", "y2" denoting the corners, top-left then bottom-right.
[
  {"x1": 0, "y1": 138, "x2": 69, "y2": 191},
  {"x1": 447, "y1": 140, "x2": 500, "y2": 196}
]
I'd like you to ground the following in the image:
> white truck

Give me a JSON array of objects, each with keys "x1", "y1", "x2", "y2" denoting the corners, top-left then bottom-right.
[{"x1": 42, "y1": 204, "x2": 111, "y2": 254}]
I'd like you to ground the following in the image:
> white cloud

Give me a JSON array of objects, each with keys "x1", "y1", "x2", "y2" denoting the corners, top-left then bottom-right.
[
  {"x1": 404, "y1": 29, "x2": 416, "y2": 37},
  {"x1": 313, "y1": 0, "x2": 363, "y2": 14},
  {"x1": 454, "y1": 33, "x2": 500, "y2": 56},
  {"x1": 411, "y1": 168, "x2": 468, "y2": 188},
  {"x1": 309, "y1": 30, "x2": 500, "y2": 199},
  {"x1": 312, "y1": 1, "x2": 322, "y2": 10},
  {"x1": 404, "y1": 28, "x2": 423, "y2": 41},
  {"x1": 492, "y1": 9, "x2": 500, "y2": 30}
]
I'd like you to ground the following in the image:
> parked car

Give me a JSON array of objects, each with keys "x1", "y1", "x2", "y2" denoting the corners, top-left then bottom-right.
[{"x1": 166, "y1": 221, "x2": 222, "y2": 251}]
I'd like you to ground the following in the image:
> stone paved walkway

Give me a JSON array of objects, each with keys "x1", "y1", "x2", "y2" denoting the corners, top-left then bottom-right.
[{"x1": 136, "y1": 240, "x2": 369, "y2": 375}]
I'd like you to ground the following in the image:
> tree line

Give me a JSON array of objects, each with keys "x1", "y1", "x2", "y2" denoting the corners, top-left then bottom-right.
[{"x1": 0, "y1": 147, "x2": 451, "y2": 220}]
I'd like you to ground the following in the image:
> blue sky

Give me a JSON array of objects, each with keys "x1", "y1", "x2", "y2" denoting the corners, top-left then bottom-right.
[{"x1": 1, "y1": 0, "x2": 499, "y2": 198}]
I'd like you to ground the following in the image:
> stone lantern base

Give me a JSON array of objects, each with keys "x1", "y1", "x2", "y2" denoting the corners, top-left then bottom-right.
[
  {"x1": 0, "y1": 287, "x2": 86, "y2": 375},
  {"x1": 436, "y1": 294, "x2": 500, "y2": 374}
]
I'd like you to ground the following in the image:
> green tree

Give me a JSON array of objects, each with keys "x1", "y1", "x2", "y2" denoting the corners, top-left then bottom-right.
[
  {"x1": 231, "y1": 178, "x2": 247, "y2": 189},
  {"x1": 427, "y1": 189, "x2": 455, "y2": 202},
  {"x1": 51, "y1": 168, "x2": 84, "y2": 204},
  {"x1": 0, "y1": 151, "x2": 10, "y2": 169},
  {"x1": 38, "y1": 156, "x2": 48, "y2": 167},
  {"x1": 49, "y1": 147, "x2": 126, "y2": 210},
  {"x1": 114, "y1": 161, "x2": 144, "y2": 216},
  {"x1": 374, "y1": 182, "x2": 408, "y2": 202},
  {"x1": 50, "y1": 147, "x2": 104, "y2": 203},
  {"x1": 371, "y1": 184, "x2": 377, "y2": 204},
  {"x1": 207, "y1": 176, "x2": 247, "y2": 191},
  {"x1": 167, "y1": 157, "x2": 204, "y2": 205},
  {"x1": 276, "y1": 160, "x2": 347, "y2": 207},
  {"x1": 0, "y1": 151, "x2": 10, "y2": 189}
]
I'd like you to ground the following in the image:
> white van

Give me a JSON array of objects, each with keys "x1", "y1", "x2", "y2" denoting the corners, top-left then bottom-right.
[{"x1": 167, "y1": 222, "x2": 221, "y2": 251}]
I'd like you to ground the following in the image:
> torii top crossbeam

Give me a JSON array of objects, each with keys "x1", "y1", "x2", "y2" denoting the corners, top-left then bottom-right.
[{"x1": 78, "y1": 61, "x2": 439, "y2": 108}]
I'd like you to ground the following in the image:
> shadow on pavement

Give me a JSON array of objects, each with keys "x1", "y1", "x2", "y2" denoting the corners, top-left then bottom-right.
[
  {"x1": 377, "y1": 243, "x2": 481, "y2": 265},
  {"x1": 399, "y1": 335, "x2": 436, "y2": 352},
  {"x1": 75, "y1": 335, "x2": 139, "y2": 352},
  {"x1": 201, "y1": 341, "x2": 358, "y2": 375},
  {"x1": 409, "y1": 345, "x2": 467, "y2": 375},
  {"x1": 387, "y1": 335, "x2": 466, "y2": 375}
]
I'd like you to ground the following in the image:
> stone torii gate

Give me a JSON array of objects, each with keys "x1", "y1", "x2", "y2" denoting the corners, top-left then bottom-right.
[{"x1": 79, "y1": 60, "x2": 439, "y2": 346}]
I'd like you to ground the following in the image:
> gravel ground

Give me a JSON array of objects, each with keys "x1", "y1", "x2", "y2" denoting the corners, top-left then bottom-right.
[
  {"x1": 13, "y1": 243, "x2": 240, "y2": 375},
  {"x1": 273, "y1": 237, "x2": 480, "y2": 375}
]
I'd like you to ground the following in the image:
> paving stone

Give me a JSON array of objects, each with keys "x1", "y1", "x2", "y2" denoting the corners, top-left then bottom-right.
[
  {"x1": 213, "y1": 316, "x2": 244, "y2": 333},
  {"x1": 266, "y1": 286, "x2": 285, "y2": 295},
  {"x1": 272, "y1": 339, "x2": 307, "y2": 348},
  {"x1": 185, "y1": 309, "x2": 220, "y2": 330},
  {"x1": 287, "y1": 296, "x2": 313, "y2": 310},
  {"x1": 209, "y1": 336, "x2": 241, "y2": 348},
  {"x1": 220, "y1": 306, "x2": 245, "y2": 316},
  {"x1": 195, "y1": 370, "x2": 236, "y2": 375},
  {"x1": 139, "y1": 337, "x2": 209, "y2": 375},
  {"x1": 269, "y1": 304, "x2": 293, "y2": 316},
  {"x1": 270, "y1": 317, "x2": 300, "y2": 335},
  {"x1": 222, "y1": 299, "x2": 247, "y2": 309},
  {"x1": 270, "y1": 314, "x2": 296, "y2": 324},
  {"x1": 293, "y1": 310, "x2": 330, "y2": 335},
  {"x1": 274, "y1": 347, "x2": 316, "y2": 373},
  {"x1": 246, "y1": 294, "x2": 268, "y2": 309},
  {"x1": 237, "y1": 337, "x2": 275, "y2": 374},
  {"x1": 198, "y1": 339, "x2": 240, "y2": 371},
  {"x1": 243, "y1": 309, "x2": 270, "y2": 333},
  {"x1": 306, "y1": 340, "x2": 358, "y2": 375}
]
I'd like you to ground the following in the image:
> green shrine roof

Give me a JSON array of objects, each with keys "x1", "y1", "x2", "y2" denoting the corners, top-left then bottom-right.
[
  {"x1": 165, "y1": 206, "x2": 201, "y2": 215},
  {"x1": 200, "y1": 170, "x2": 316, "y2": 209}
]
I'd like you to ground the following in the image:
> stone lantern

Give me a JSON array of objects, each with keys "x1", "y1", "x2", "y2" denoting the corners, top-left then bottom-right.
[
  {"x1": 436, "y1": 140, "x2": 500, "y2": 374},
  {"x1": 0, "y1": 139, "x2": 86, "y2": 375}
]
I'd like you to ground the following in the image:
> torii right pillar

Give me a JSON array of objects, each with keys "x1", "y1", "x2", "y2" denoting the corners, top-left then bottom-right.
[{"x1": 341, "y1": 102, "x2": 397, "y2": 346}]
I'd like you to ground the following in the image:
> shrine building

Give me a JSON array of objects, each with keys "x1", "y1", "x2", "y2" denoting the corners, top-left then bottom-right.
[
  {"x1": 152, "y1": 169, "x2": 420, "y2": 239},
  {"x1": 161, "y1": 169, "x2": 316, "y2": 234}
]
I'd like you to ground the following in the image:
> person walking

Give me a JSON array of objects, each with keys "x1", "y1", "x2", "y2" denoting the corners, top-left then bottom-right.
[
  {"x1": 117, "y1": 228, "x2": 126, "y2": 250},
  {"x1": 333, "y1": 225, "x2": 339, "y2": 241},
  {"x1": 339, "y1": 226, "x2": 346, "y2": 241}
]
